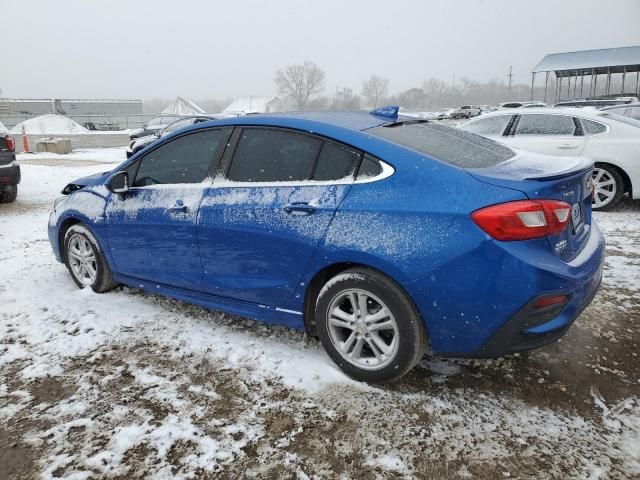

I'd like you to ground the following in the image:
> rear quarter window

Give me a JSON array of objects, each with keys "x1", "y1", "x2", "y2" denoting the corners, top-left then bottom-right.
[{"x1": 369, "y1": 122, "x2": 515, "y2": 168}]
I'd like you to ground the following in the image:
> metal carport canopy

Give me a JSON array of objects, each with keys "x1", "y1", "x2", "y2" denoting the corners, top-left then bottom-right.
[{"x1": 532, "y1": 46, "x2": 640, "y2": 77}]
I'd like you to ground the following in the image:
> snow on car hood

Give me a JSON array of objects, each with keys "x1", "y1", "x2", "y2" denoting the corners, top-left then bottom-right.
[{"x1": 61, "y1": 170, "x2": 111, "y2": 194}]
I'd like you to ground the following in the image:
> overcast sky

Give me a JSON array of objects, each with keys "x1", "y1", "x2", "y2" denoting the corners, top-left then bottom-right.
[{"x1": 2, "y1": 0, "x2": 639, "y2": 100}]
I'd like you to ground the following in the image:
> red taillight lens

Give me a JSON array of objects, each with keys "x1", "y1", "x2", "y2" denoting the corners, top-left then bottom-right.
[
  {"x1": 5, "y1": 136, "x2": 15, "y2": 153},
  {"x1": 471, "y1": 200, "x2": 571, "y2": 241}
]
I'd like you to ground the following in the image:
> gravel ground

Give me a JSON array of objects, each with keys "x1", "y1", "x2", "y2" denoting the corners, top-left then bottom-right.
[{"x1": 1, "y1": 154, "x2": 638, "y2": 480}]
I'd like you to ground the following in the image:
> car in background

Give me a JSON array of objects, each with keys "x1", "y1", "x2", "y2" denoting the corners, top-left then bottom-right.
[
  {"x1": 450, "y1": 105, "x2": 481, "y2": 119},
  {"x1": 126, "y1": 115, "x2": 222, "y2": 158},
  {"x1": 522, "y1": 102, "x2": 549, "y2": 108},
  {"x1": 459, "y1": 107, "x2": 640, "y2": 210},
  {"x1": 0, "y1": 134, "x2": 19, "y2": 203},
  {"x1": 129, "y1": 114, "x2": 184, "y2": 140},
  {"x1": 49, "y1": 107, "x2": 604, "y2": 383},
  {"x1": 554, "y1": 97, "x2": 639, "y2": 109},
  {"x1": 498, "y1": 101, "x2": 526, "y2": 109},
  {"x1": 599, "y1": 102, "x2": 640, "y2": 120}
]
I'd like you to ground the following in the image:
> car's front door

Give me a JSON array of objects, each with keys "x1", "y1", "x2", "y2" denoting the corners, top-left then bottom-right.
[
  {"x1": 502, "y1": 113, "x2": 587, "y2": 156},
  {"x1": 197, "y1": 127, "x2": 360, "y2": 307},
  {"x1": 105, "y1": 128, "x2": 232, "y2": 289}
]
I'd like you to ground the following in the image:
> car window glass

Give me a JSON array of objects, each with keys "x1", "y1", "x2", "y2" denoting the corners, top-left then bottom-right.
[
  {"x1": 462, "y1": 115, "x2": 512, "y2": 135},
  {"x1": 312, "y1": 142, "x2": 360, "y2": 181},
  {"x1": 628, "y1": 107, "x2": 640, "y2": 120},
  {"x1": 581, "y1": 119, "x2": 607, "y2": 135},
  {"x1": 514, "y1": 114, "x2": 576, "y2": 135},
  {"x1": 133, "y1": 129, "x2": 229, "y2": 186},
  {"x1": 228, "y1": 128, "x2": 321, "y2": 182},
  {"x1": 356, "y1": 154, "x2": 383, "y2": 179},
  {"x1": 370, "y1": 122, "x2": 515, "y2": 168}
]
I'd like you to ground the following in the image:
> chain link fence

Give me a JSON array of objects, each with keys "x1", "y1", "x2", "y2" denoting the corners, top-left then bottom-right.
[{"x1": 0, "y1": 114, "x2": 159, "y2": 131}]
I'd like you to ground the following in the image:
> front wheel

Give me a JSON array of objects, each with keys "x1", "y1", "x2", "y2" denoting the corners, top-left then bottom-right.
[
  {"x1": 63, "y1": 224, "x2": 117, "y2": 292},
  {"x1": 315, "y1": 268, "x2": 427, "y2": 383},
  {"x1": 592, "y1": 165, "x2": 624, "y2": 211}
]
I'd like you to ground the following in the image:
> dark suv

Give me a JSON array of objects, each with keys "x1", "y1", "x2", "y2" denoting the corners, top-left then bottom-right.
[{"x1": 0, "y1": 134, "x2": 20, "y2": 203}]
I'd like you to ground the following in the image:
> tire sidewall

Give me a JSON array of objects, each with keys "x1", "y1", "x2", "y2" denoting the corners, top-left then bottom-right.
[
  {"x1": 315, "y1": 269, "x2": 426, "y2": 383},
  {"x1": 593, "y1": 165, "x2": 623, "y2": 211},
  {"x1": 63, "y1": 224, "x2": 109, "y2": 292}
]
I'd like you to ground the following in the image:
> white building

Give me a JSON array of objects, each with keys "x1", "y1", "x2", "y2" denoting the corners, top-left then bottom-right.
[{"x1": 222, "y1": 96, "x2": 282, "y2": 115}]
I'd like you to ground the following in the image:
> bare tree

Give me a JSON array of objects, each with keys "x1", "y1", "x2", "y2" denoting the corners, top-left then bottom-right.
[
  {"x1": 275, "y1": 61, "x2": 326, "y2": 111},
  {"x1": 361, "y1": 75, "x2": 389, "y2": 108},
  {"x1": 330, "y1": 87, "x2": 361, "y2": 110}
]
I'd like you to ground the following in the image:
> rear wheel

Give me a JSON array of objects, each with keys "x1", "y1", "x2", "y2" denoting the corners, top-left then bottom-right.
[
  {"x1": 315, "y1": 268, "x2": 427, "y2": 383},
  {"x1": 592, "y1": 165, "x2": 624, "y2": 211},
  {"x1": 63, "y1": 224, "x2": 117, "y2": 292},
  {"x1": 0, "y1": 184, "x2": 17, "y2": 203}
]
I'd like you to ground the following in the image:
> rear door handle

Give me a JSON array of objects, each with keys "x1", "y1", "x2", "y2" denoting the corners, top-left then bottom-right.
[
  {"x1": 557, "y1": 144, "x2": 579, "y2": 150},
  {"x1": 283, "y1": 202, "x2": 316, "y2": 215}
]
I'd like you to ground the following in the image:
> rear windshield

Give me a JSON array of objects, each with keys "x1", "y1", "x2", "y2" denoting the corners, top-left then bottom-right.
[{"x1": 369, "y1": 122, "x2": 515, "y2": 168}]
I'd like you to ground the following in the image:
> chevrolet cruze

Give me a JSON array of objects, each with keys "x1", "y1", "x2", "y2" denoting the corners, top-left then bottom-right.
[{"x1": 48, "y1": 107, "x2": 605, "y2": 383}]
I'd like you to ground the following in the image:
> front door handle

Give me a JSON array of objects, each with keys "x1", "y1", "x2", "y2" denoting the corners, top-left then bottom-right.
[
  {"x1": 557, "y1": 144, "x2": 579, "y2": 150},
  {"x1": 283, "y1": 202, "x2": 316, "y2": 215}
]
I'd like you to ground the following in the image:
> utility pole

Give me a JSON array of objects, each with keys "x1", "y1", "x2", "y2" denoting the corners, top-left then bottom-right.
[{"x1": 507, "y1": 66, "x2": 514, "y2": 96}]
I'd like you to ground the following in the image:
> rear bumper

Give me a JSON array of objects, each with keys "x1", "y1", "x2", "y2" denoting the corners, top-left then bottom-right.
[
  {"x1": 0, "y1": 161, "x2": 21, "y2": 185},
  {"x1": 408, "y1": 222, "x2": 606, "y2": 357}
]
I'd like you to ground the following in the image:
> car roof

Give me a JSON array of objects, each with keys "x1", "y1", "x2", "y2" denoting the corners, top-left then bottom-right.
[
  {"x1": 197, "y1": 110, "x2": 395, "y2": 133},
  {"x1": 600, "y1": 102, "x2": 640, "y2": 110},
  {"x1": 473, "y1": 106, "x2": 602, "y2": 117}
]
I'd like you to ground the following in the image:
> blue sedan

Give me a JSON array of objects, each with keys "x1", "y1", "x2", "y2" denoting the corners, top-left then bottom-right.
[{"x1": 48, "y1": 107, "x2": 605, "y2": 383}]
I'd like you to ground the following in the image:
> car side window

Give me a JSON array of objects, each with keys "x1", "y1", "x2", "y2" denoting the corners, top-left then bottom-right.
[
  {"x1": 514, "y1": 114, "x2": 577, "y2": 136},
  {"x1": 581, "y1": 119, "x2": 607, "y2": 135},
  {"x1": 133, "y1": 129, "x2": 230, "y2": 187},
  {"x1": 356, "y1": 154, "x2": 383, "y2": 179},
  {"x1": 228, "y1": 128, "x2": 322, "y2": 182},
  {"x1": 462, "y1": 115, "x2": 512, "y2": 136},
  {"x1": 312, "y1": 142, "x2": 360, "y2": 181},
  {"x1": 628, "y1": 107, "x2": 640, "y2": 120}
]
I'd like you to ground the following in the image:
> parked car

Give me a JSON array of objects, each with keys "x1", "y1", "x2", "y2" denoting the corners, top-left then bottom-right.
[
  {"x1": 129, "y1": 114, "x2": 183, "y2": 140},
  {"x1": 0, "y1": 134, "x2": 20, "y2": 203},
  {"x1": 498, "y1": 101, "x2": 526, "y2": 109},
  {"x1": 126, "y1": 115, "x2": 221, "y2": 158},
  {"x1": 459, "y1": 107, "x2": 640, "y2": 209},
  {"x1": 450, "y1": 105, "x2": 481, "y2": 119},
  {"x1": 49, "y1": 108, "x2": 604, "y2": 383},
  {"x1": 522, "y1": 102, "x2": 549, "y2": 108},
  {"x1": 599, "y1": 102, "x2": 640, "y2": 120},
  {"x1": 554, "y1": 97, "x2": 639, "y2": 109}
]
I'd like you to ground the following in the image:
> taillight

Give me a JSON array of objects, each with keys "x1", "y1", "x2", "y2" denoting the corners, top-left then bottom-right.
[
  {"x1": 5, "y1": 136, "x2": 15, "y2": 153},
  {"x1": 471, "y1": 200, "x2": 571, "y2": 241},
  {"x1": 533, "y1": 294, "x2": 569, "y2": 308}
]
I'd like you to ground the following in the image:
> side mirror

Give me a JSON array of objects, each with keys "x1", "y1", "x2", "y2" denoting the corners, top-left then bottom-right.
[{"x1": 108, "y1": 171, "x2": 129, "y2": 194}]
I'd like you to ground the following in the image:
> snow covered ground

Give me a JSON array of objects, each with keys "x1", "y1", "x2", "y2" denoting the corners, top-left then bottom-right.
[{"x1": 1, "y1": 151, "x2": 639, "y2": 479}]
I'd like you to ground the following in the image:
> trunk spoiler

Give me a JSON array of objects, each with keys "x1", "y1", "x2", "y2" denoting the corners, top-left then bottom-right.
[{"x1": 467, "y1": 151, "x2": 594, "y2": 182}]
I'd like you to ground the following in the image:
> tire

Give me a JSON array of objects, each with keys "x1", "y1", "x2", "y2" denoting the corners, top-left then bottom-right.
[
  {"x1": 0, "y1": 184, "x2": 17, "y2": 203},
  {"x1": 63, "y1": 224, "x2": 117, "y2": 293},
  {"x1": 592, "y1": 164, "x2": 624, "y2": 211},
  {"x1": 315, "y1": 267, "x2": 427, "y2": 383}
]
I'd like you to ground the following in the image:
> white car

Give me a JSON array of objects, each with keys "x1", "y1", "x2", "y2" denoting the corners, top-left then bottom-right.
[
  {"x1": 450, "y1": 105, "x2": 481, "y2": 119},
  {"x1": 459, "y1": 107, "x2": 640, "y2": 210}
]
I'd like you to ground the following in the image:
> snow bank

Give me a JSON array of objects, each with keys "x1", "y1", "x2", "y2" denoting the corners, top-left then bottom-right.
[{"x1": 10, "y1": 114, "x2": 89, "y2": 135}]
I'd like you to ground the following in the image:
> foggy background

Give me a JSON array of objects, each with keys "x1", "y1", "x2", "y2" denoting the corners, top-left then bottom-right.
[{"x1": 1, "y1": 0, "x2": 639, "y2": 112}]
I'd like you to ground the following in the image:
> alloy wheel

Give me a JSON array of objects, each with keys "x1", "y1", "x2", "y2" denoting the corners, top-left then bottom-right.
[
  {"x1": 592, "y1": 168, "x2": 617, "y2": 209},
  {"x1": 326, "y1": 288, "x2": 399, "y2": 370},
  {"x1": 67, "y1": 233, "x2": 97, "y2": 286}
]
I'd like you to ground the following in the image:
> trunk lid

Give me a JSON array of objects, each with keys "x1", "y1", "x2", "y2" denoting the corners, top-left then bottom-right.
[{"x1": 467, "y1": 151, "x2": 594, "y2": 262}]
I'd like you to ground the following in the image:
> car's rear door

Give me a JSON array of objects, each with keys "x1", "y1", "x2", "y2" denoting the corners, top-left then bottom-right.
[
  {"x1": 502, "y1": 113, "x2": 587, "y2": 156},
  {"x1": 197, "y1": 127, "x2": 360, "y2": 307},
  {"x1": 105, "y1": 128, "x2": 231, "y2": 289}
]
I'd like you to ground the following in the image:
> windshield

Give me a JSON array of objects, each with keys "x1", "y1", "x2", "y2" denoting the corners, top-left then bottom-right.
[{"x1": 368, "y1": 122, "x2": 515, "y2": 168}]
